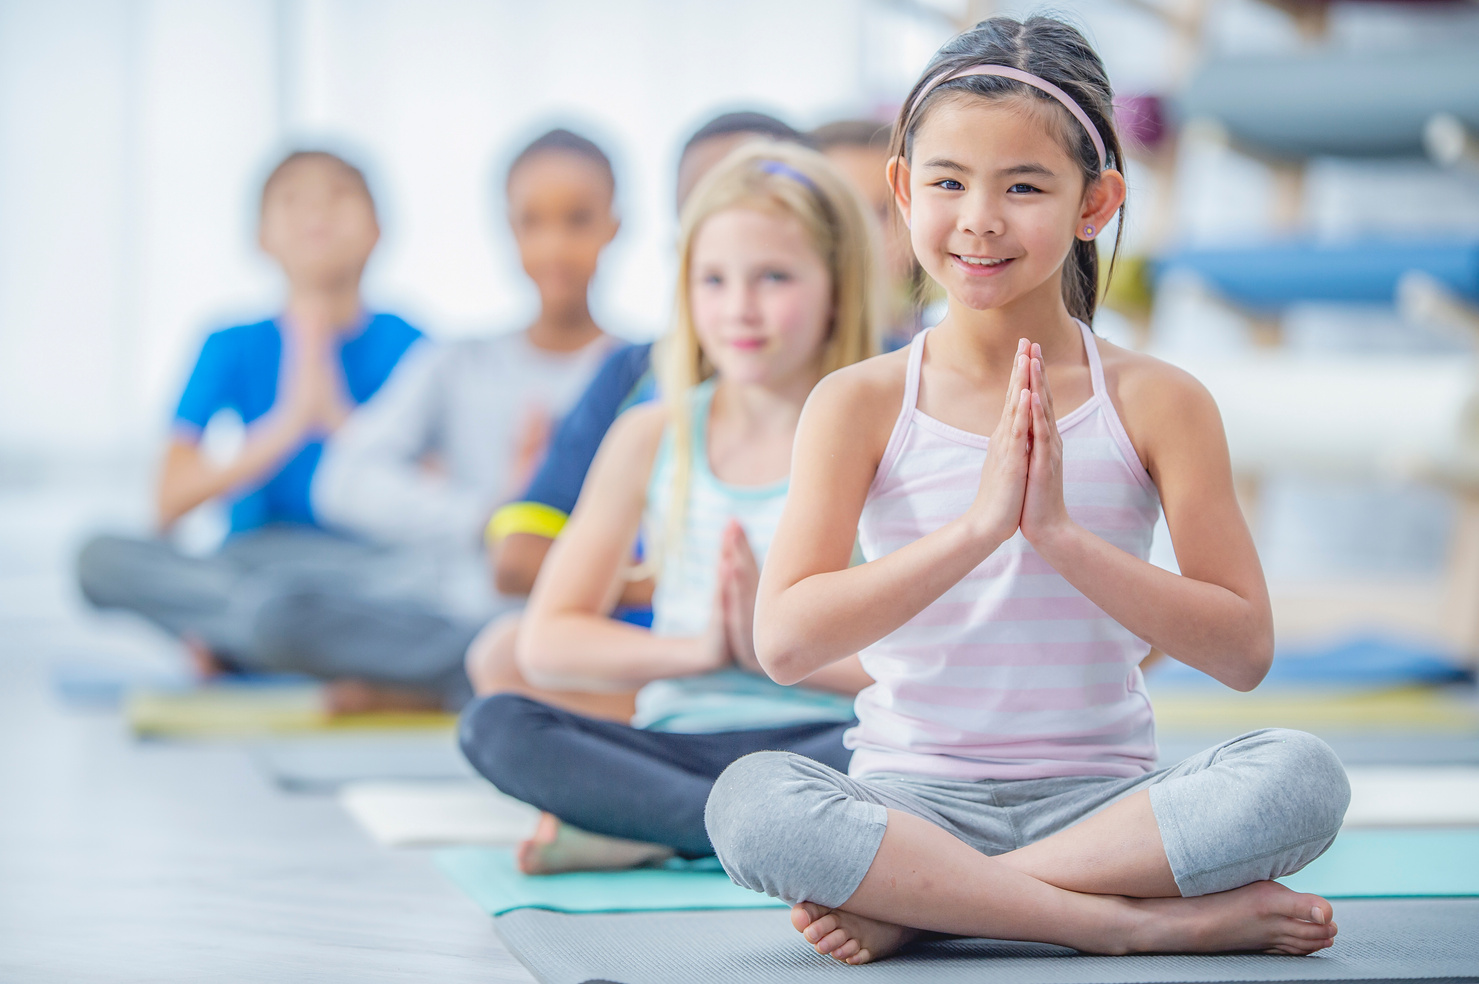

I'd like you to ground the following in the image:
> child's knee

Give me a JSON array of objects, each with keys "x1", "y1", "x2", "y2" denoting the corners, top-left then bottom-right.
[
  {"x1": 75, "y1": 534, "x2": 141, "y2": 607},
  {"x1": 1214, "y1": 728, "x2": 1349, "y2": 846},
  {"x1": 706, "y1": 752, "x2": 807, "y2": 889},
  {"x1": 456, "y1": 692, "x2": 547, "y2": 794},
  {"x1": 706, "y1": 751, "x2": 873, "y2": 903},
  {"x1": 464, "y1": 615, "x2": 522, "y2": 695},
  {"x1": 1262, "y1": 729, "x2": 1350, "y2": 833}
]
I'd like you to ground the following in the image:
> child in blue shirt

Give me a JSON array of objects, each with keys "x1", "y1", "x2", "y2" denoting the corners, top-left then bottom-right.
[{"x1": 78, "y1": 150, "x2": 421, "y2": 673}]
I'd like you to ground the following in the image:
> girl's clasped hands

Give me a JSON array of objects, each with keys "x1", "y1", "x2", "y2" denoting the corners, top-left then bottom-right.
[{"x1": 970, "y1": 337, "x2": 1072, "y2": 552}]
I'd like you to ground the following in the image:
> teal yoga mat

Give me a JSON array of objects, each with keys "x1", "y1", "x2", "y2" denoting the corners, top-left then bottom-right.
[
  {"x1": 435, "y1": 846, "x2": 786, "y2": 916},
  {"x1": 1283, "y1": 829, "x2": 1479, "y2": 898},
  {"x1": 440, "y1": 830, "x2": 1477, "y2": 918}
]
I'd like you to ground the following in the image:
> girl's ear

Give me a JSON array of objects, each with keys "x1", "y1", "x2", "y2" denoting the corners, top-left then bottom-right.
[
  {"x1": 886, "y1": 156, "x2": 912, "y2": 230},
  {"x1": 1078, "y1": 168, "x2": 1126, "y2": 241}
]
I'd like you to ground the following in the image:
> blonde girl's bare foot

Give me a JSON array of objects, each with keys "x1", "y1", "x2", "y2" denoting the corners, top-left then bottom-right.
[
  {"x1": 516, "y1": 813, "x2": 675, "y2": 875},
  {"x1": 791, "y1": 901, "x2": 922, "y2": 965},
  {"x1": 323, "y1": 678, "x2": 442, "y2": 715},
  {"x1": 1132, "y1": 880, "x2": 1338, "y2": 956}
]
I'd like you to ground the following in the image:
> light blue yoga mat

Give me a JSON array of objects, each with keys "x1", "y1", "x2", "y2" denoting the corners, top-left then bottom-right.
[
  {"x1": 440, "y1": 830, "x2": 1477, "y2": 918},
  {"x1": 435, "y1": 846, "x2": 786, "y2": 916},
  {"x1": 1283, "y1": 829, "x2": 1479, "y2": 898}
]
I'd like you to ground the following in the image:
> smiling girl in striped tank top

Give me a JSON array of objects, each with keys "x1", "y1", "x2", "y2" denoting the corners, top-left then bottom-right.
[{"x1": 705, "y1": 14, "x2": 1350, "y2": 966}]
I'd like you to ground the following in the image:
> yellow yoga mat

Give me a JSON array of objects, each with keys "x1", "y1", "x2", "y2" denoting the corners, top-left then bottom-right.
[
  {"x1": 126, "y1": 683, "x2": 456, "y2": 739},
  {"x1": 1150, "y1": 686, "x2": 1479, "y2": 733}
]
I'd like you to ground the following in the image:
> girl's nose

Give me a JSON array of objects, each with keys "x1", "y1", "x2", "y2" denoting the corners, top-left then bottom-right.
[
  {"x1": 957, "y1": 191, "x2": 1005, "y2": 238},
  {"x1": 727, "y1": 283, "x2": 762, "y2": 324}
]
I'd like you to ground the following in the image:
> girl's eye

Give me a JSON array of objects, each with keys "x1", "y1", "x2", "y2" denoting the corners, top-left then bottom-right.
[
  {"x1": 1008, "y1": 183, "x2": 1040, "y2": 194},
  {"x1": 761, "y1": 270, "x2": 792, "y2": 283},
  {"x1": 700, "y1": 273, "x2": 723, "y2": 286},
  {"x1": 937, "y1": 179, "x2": 964, "y2": 192}
]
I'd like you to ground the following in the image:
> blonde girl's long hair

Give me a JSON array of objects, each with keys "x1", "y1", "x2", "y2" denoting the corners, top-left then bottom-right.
[{"x1": 649, "y1": 140, "x2": 882, "y2": 575}]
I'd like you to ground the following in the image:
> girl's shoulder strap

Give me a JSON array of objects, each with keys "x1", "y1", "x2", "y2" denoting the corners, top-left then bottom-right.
[
  {"x1": 903, "y1": 327, "x2": 929, "y2": 412},
  {"x1": 1076, "y1": 319, "x2": 1108, "y2": 399},
  {"x1": 1074, "y1": 318, "x2": 1158, "y2": 496},
  {"x1": 869, "y1": 328, "x2": 930, "y2": 497}
]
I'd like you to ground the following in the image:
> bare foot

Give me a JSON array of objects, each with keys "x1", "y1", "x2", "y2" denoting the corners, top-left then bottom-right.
[
  {"x1": 182, "y1": 635, "x2": 229, "y2": 680},
  {"x1": 516, "y1": 813, "x2": 674, "y2": 875},
  {"x1": 791, "y1": 901, "x2": 922, "y2": 965},
  {"x1": 324, "y1": 678, "x2": 442, "y2": 715},
  {"x1": 1130, "y1": 880, "x2": 1338, "y2": 956}
]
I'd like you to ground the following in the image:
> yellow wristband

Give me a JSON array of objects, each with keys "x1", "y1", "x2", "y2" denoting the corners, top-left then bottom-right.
[{"x1": 486, "y1": 501, "x2": 569, "y2": 544}]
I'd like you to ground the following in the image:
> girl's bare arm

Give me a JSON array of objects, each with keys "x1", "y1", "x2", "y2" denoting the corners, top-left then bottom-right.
[
  {"x1": 755, "y1": 346, "x2": 1035, "y2": 686},
  {"x1": 517, "y1": 405, "x2": 725, "y2": 692},
  {"x1": 1022, "y1": 349, "x2": 1274, "y2": 691},
  {"x1": 156, "y1": 421, "x2": 309, "y2": 529}
]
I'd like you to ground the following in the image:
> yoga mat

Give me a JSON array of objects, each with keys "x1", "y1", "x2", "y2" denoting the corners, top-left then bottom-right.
[
  {"x1": 1147, "y1": 637, "x2": 1472, "y2": 690},
  {"x1": 339, "y1": 780, "x2": 541, "y2": 848},
  {"x1": 1283, "y1": 829, "x2": 1479, "y2": 898},
  {"x1": 492, "y1": 898, "x2": 1479, "y2": 984},
  {"x1": 253, "y1": 736, "x2": 473, "y2": 792},
  {"x1": 1156, "y1": 238, "x2": 1479, "y2": 308},
  {"x1": 440, "y1": 828, "x2": 1478, "y2": 925},
  {"x1": 1148, "y1": 686, "x2": 1479, "y2": 734},
  {"x1": 436, "y1": 846, "x2": 786, "y2": 916},
  {"x1": 1178, "y1": 49, "x2": 1479, "y2": 159},
  {"x1": 126, "y1": 683, "x2": 455, "y2": 739},
  {"x1": 50, "y1": 660, "x2": 195, "y2": 709}
]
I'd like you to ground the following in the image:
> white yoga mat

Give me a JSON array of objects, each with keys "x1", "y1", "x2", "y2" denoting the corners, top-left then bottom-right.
[
  {"x1": 339, "y1": 780, "x2": 542, "y2": 848},
  {"x1": 340, "y1": 766, "x2": 1476, "y2": 851},
  {"x1": 1344, "y1": 766, "x2": 1479, "y2": 828}
]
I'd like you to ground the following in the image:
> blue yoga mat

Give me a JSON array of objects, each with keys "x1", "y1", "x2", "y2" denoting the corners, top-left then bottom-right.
[
  {"x1": 439, "y1": 830, "x2": 1477, "y2": 917},
  {"x1": 1146, "y1": 635, "x2": 1472, "y2": 690},
  {"x1": 436, "y1": 847, "x2": 786, "y2": 916},
  {"x1": 1156, "y1": 238, "x2": 1479, "y2": 309},
  {"x1": 1284, "y1": 829, "x2": 1479, "y2": 898}
]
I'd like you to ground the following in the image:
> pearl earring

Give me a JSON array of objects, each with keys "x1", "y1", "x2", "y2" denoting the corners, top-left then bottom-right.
[{"x1": 1084, "y1": 225, "x2": 1095, "y2": 239}]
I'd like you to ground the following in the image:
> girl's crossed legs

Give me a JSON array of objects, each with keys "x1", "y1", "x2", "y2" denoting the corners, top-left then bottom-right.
[{"x1": 705, "y1": 728, "x2": 1350, "y2": 963}]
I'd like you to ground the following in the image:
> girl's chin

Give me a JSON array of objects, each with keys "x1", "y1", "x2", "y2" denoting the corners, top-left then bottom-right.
[{"x1": 947, "y1": 281, "x2": 1020, "y2": 311}]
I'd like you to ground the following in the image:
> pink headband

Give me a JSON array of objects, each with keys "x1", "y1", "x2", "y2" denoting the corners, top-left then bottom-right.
[{"x1": 906, "y1": 64, "x2": 1108, "y2": 171}]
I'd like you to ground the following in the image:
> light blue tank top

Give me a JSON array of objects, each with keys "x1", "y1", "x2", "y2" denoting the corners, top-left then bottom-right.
[{"x1": 634, "y1": 378, "x2": 857, "y2": 733}]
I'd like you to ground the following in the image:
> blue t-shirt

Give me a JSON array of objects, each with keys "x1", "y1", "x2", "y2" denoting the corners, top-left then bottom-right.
[{"x1": 173, "y1": 313, "x2": 422, "y2": 535}]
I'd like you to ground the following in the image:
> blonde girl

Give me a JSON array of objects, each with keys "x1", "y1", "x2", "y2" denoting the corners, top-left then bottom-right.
[
  {"x1": 706, "y1": 16, "x2": 1349, "y2": 965},
  {"x1": 459, "y1": 142, "x2": 880, "y2": 874}
]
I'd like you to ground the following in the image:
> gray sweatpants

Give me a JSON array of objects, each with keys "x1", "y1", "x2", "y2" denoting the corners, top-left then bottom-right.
[
  {"x1": 705, "y1": 728, "x2": 1349, "y2": 906},
  {"x1": 77, "y1": 528, "x2": 480, "y2": 708}
]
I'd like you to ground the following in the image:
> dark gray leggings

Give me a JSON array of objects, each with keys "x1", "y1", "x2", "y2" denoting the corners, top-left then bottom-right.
[
  {"x1": 459, "y1": 693, "x2": 855, "y2": 858},
  {"x1": 706, "y1": 728, "x2": 1350, "y2": 906},
  {"x1": 77, "y1": 528, "x2": 479, "y2": 707}
]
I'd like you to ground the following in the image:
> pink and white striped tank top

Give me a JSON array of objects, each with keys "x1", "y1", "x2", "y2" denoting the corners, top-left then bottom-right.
[{"x1": 845, "y1": 321, "x2": 1161, "y2": 781}]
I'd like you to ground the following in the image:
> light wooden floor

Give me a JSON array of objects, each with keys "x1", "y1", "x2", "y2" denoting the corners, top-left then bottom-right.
[{"x1": 0, "y1": 479, "x2": 535, "y2": 982}]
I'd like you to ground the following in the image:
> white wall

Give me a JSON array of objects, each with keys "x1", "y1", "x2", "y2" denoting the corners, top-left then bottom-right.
[{"x1": 0, "y1": 0, "x2": 954, "y2": 461}]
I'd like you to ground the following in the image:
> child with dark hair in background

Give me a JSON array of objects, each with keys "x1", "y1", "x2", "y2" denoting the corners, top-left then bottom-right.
[
  {"x1": 252, "y1": 127, "x2": 625, "y2": 712},
  {"x1": 468, "y1": 110, "x2": 806, "y2": 713},
  {"x1": 77, "y1": 151, "x2": 421, "y2": 677}
]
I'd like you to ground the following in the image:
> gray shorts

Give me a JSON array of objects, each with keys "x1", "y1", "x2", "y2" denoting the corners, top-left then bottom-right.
[{"x1": 705, "y1": 728, "x2": 1349, "y2": 906}]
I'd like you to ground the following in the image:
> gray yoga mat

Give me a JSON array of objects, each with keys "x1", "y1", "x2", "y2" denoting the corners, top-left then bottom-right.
[
  {"x1": 1158, "y1": 733, "x2": 1479, "y2": 767},
  {"x1": 493, "y1": 898, "x2": 1479, "y2": 984},
  {"x1": 1177, "y1": 48, "x2": 1479, "y2": 159},
  {"x1": 253, "y1": 736, "x2": 472, "y2": 792}
]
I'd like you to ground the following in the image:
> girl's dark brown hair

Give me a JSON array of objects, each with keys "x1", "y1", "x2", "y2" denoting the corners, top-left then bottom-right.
[{"x1": 889, "y1": 16, "x2": 1125, "y2": 324}]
